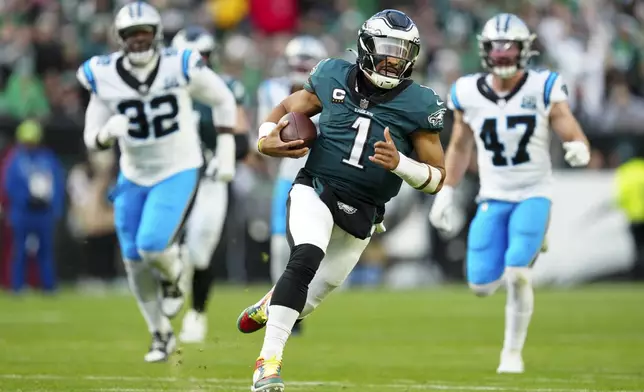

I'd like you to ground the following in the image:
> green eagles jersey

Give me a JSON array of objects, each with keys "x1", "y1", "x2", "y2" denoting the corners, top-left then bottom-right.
[
  {"x1": 194, "y1": 74, "x2": 246, "y2": 151},
  {"x1": 303, "y1": 58, "x2": 445, "y2": 206}
]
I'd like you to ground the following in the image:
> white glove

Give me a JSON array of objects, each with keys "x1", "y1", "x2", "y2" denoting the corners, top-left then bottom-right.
[
  {"x1": 216, "y1": 165, "x2": 235, "y2": 183},
  {"x1": 428, "y1": 185, "x2": 463, "y2": 239},
  {"x1": 211, "y1": 133, "x2": 236, "y2": 183},
  {"x1": 204, "y1": 156, "x2": 235, "y2": 183},
  {"x1": 98, "y1": 114, "x2": 130, "y2": 146},
  {"x1": 563, "y1": 141, "x2": 590, "y2": 167}
]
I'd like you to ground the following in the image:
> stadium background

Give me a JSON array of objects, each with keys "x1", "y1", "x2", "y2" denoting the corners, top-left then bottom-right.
[{"x1": 0, "y1": 0, "x2": 643, "y2": 292}]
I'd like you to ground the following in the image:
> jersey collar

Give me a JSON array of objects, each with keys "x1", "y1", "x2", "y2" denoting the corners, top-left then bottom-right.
[
  {"x1": 347, "y1": 65, "x2": 412, "y2": 109},
  {"x1": 476, "y1": 72, "x2": 529, "y2": 105},
  {"x1": 116, "y1": 54, "x2": 161, "y2": 95}
]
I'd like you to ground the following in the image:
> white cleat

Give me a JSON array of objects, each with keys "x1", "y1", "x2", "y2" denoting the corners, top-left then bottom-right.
[
  {"x1": 179, "y1": 309, "x2": 207, "y2": 343},
  {"x1": 144, "y1": 331, "x2": 176, "y2": 363},
  {"x1": 497, "y1": 350, "x2": 525, "y2": 374}
]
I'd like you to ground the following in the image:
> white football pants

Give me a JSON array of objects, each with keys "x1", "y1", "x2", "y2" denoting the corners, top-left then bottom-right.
[
  {"x1": 183, "y1": 179, "x2": 228, "y2": 271},
  {"x1": 286, "y1": 184, "x2": 373, "y2": 318}
]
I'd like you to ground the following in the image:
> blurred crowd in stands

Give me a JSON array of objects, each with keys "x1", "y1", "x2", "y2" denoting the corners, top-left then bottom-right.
[{"x1": 0, "y1": 0, "x2": 643, "y2": 291}]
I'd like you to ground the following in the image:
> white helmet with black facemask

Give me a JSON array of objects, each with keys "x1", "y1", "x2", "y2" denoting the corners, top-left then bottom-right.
[
  {"x1": 171, "y1": 26, "x2": 217, "y2": 66},
  {"x1": 357, "y1": 9, "x2": 421, "y2": 90},
  {"x1": 477, "y1": 13, "x2": 538, "y2": 79},
  {"x1": 114, "y1": 1, "x2": 163, "y2": 66},
  {"x1": 284, "y1": 35, "x2": 328, "y2": 87}
]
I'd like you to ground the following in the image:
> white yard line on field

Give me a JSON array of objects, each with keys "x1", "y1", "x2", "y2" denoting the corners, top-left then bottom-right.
[{"x1": 0, "y1": 374, "x2": 641, "y2": 392}]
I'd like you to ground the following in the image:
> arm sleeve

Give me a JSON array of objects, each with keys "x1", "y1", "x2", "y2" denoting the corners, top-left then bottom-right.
[
  {"x1": 185, "y1": 50, "x2": 237, "y2": 130},
  {"x1": 83, "y1": 95, "x2": 114, "y2": 150}
]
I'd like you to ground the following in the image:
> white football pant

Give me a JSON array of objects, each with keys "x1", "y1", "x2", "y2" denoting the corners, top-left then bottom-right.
[
  {"x1": 286, "y1": 184, "x2": 373, "y2": 318},
  {"x1": 183, "y1": 179, "x2": 228, "y2": 270}
]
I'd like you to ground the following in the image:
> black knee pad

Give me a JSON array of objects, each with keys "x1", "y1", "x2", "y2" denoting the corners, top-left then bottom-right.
[{"x1": 271, "y1": 244, "x2": 324, "y2": 312}]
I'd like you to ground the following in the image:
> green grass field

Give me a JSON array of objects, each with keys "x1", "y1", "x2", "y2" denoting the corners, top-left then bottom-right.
[{"x1": 0, "y1": 284, "x2": 643, "y2": 392}]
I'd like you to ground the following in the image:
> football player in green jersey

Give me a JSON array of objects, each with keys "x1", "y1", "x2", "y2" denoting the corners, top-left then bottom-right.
[
  {"x1": 172, "y1": 26, "x2": 250, "y2": 344},
  {"x1": 237, "y1": 10, "x2": 446, "y2": 391}
]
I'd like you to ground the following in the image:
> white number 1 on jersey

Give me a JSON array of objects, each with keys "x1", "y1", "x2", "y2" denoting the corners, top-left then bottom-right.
[{"x1": 343, "y1": 116, "x2": 371, "y2": 169}]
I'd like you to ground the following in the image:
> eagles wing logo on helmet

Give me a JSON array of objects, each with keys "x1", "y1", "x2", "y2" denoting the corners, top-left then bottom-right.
[{"x1": 362, "y1": 21, "x2": 382, "y2": 36}]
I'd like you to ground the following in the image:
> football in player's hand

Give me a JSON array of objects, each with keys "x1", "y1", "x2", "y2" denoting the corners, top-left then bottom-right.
[{"x1": 279, "y1": 112, "x2": 317, "y2": 148}]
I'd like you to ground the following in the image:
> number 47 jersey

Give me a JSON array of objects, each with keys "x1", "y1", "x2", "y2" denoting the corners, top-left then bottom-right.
[
  {"x1": 77, "y1": 49, "x2": 204, "y2": 186},
  {"x1": 448, "y1": 69, "x2": 568, "y2": 202}
]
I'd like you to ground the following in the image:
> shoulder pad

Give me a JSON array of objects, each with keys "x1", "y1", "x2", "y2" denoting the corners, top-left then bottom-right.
[
  {"x1": 180, "y1": 49, "x2": 206, "y2": 82},
  {"x1": 95, "y1": 55, "x2": 112, "y2": 66},
  {"x1": 309, "y1": 57, "x2": 352, "y2": 77},
  {"x1": 308, "y1": 58, "x2": 331, "y2": 77},
  {"x1": 536, "y1": 69, "x2": 564, "y2": 107},
  {"x1": 447, "y1": 73, "x2": 481, "y2": 112},
  {"x1": 305, "y1": 57, "x2": 350, "y2": 93},
  {"x1": 77, "y1": 52, "x2": 120, "y2": 94},
  {"x1": 529, "y1": 67, "x2": 550, "y2": 74},
  {"x1": 77, "y1": 56, "x2": 98, "y2": 94},
  {"x1": 414, "y1": 83, "x2": 447, "y2": 131},
  {"x1": 161, "y1": 47, "x2": 180, "y2": 57}
]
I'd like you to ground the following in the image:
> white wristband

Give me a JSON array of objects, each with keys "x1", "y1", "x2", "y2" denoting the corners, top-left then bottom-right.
[
  {"x1": 258, "y1": 122, "x2": 277, "y2": 139},
  {"x1": 257, "y1": 122, "x2": 277, "y2": 153},
  {"x1": 392, "y1": 152, "x2": 443, "y2": 194}
]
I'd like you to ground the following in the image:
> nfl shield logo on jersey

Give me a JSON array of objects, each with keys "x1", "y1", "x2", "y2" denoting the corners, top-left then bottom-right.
[
  {"x1": 360, "y1": 99, "x2": 369, "y2": 109},
  {"x1": 521, "y1": 95, "x2": 537, "y2": 110}
]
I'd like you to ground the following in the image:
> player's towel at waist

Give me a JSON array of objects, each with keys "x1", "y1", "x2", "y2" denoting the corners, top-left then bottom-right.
[{"x1": 295, "y1": 169, "x2": 384, "y2": 240}]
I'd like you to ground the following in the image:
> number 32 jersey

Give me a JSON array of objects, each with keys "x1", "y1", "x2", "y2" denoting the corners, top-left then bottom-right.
[
  {"x1": 77, "y1": 49, "x2": 204, "y2": 186},
  {"x1": 448, "y1": 69, "x2": 567, "y2": 202}
]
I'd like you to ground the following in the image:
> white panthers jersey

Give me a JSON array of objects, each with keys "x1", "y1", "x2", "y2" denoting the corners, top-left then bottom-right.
[
  {"x1": 79, "y1": 49, "x2": 203, "y2": 186},
  {"x1": 257, "y1": 77, "x2": 320, "y2": 182},
  {"x1": 448, "y1": 69, "x2": 568, "y2": 202}
]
